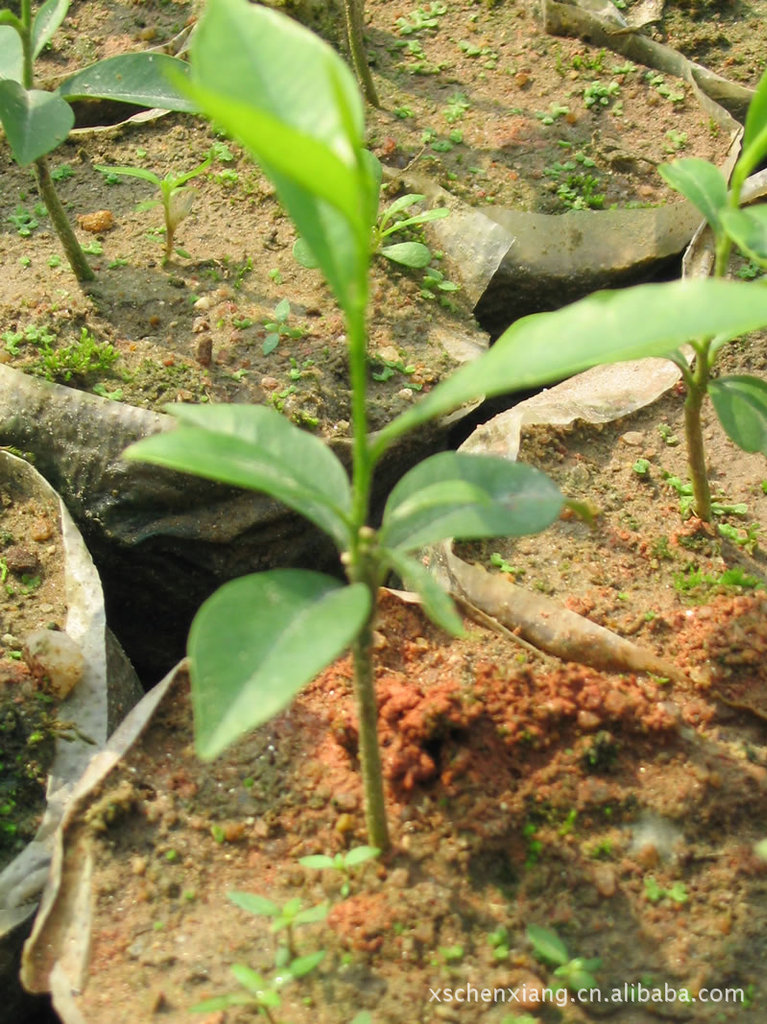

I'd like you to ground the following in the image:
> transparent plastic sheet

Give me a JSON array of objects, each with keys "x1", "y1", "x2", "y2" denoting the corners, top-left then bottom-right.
[{"x1": 0, "y1": 452, "x2": 140, "y2": 1018}]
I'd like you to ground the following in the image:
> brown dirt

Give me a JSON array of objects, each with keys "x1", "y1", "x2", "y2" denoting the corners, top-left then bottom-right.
[{"x1": 0, "y1": 476, "x2": 68, "y2": 872}]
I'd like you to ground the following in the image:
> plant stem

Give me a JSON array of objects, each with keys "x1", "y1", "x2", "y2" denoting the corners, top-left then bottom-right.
[
  {"x1": 346, "y1": 306, "x2": 390, "y2": 851},
  {"x1": 351, "y1": 616, "x2": 390, "y2": 851},
  {"x1": 33, "y1": 157, "x2": 95, "y2": 282},
  {"x1": 19, "y1": 0, "x2": 94, "y2": 282},
  {"x1": 342, "y1": 0, "x2": 380, "y2": 108},
  {"x1": 684, "y1": 343, "x2": 712, "y2": 522}
]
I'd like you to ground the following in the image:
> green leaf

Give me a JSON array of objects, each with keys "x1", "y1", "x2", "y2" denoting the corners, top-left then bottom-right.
[
  {"x1": 94, "y1": 164, "x2": 162, "y2": 186},
  {"x1": 658, "y1": 158, "x2": 727, "y2": 232},
  {"x1": 381, "y1": 547, "x2": 464, "y2": 637},
  {"x1": 293, "y1": 236, "x2": 319, "y2": 269},
  {"x1": 380, "y1": 452, "x2": 563, "y2": 551},
  {"x1": 230, "y1": 964, "x2": 273, "y2": 998},
  {"x1": 58, "y1": 53, "x2": 196, "y2": 111},
  {"x1": 188, "y1": 572, "x2": 371, "y2": 759},
  {"x1": 379, "y1": 241, "x2": 432, "y2": 267},
  {"x1": 298, "y1": 854, "x2": 336, "y2": 869},
  {"x1": 191, "y1": 992, "x2": 254, "y2": 1012},
  {"x1": 292, "y1": 903, "x2": 329, "y2": 926},
  {"x1": 526, "y1": 924, "x2": 569, "y2": 967},
  {"x1": 0, "y1": 81, "x2": 73, "y2": 164},
  {"x1": 381, "y1": 207, "x2": 451, "y2": 235},
  {"x1": 227, "y1": 891, "x2": 279, "y2": 917},
  {"x1": 32, "y1": 0, "x2": 69, "y2": 59},
  {"x1": 189, "y1": 0, "x2": 375, "y2": 319},
  {"x1": 719, "y1": 205, "x2": 767, "y2": 266},
  {"x1": 0, "y1": 25, "x2": 23, "y2": 83},
  {"x1": 709, "y1": 374, "x2": 767, "y2": 454},
  {"x1": 743, "y1": 67, "x2": 767, "y2": 160},
  {"x1": 289, "y1": 951, "x2": 326, "y2": 977},
  {"x1": 374, "y1": 279, "x2": 767, "y2": 457},
  {"x1": 124, "y1": 404, "x2": 352, "y2": 550},
  {"x1": 379, "y1": 193, "x2": 426, "y2": 227},
  {"x1": 343, "y1": 845, "x2": 380, "y2": 866}
]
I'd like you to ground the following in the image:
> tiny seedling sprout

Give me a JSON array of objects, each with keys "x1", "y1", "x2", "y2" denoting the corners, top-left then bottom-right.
[
  {"x1": 299, "y1": 844, "x2": 380, "y2": 896},
  {"x1": 94, "y1": 151, "x2": 214, "y2": 265}
]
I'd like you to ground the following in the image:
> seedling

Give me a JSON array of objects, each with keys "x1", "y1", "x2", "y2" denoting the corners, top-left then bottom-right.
[
  {"x1": 296, "y1": 180, "x2": 449, "y2": 271},
  {"x1": 645, "y1": 71, "x2": 685, "y2": 104},
  {"x1": 396, "y1": 2, "x2": 446, "y2": 35},
  {"x1": 657, "y1": 69, "x2": 767, "y2": 520},
  {"x1": 420, "y1": 265, "x2": 460, "y2": 299},
  {"x1": 227, "y1": 890, "x2": 328, "y2": 961},
  {"x1": 262, "y1": 298, "x2": 306, "y2": 355},
  {"x1": 490, "y1": 552, "x2": 524, "y2": 577},
  {"x1": 30, "y1": 326, "x2": 120, "y2": 386},
  {"x1": 299, "y1": 844, "x2": 380, "y2": 896},
  {"x1": 643, "y1": 876, "x2": 688, "y2": 904},
  {"x1": 126, "y1": 0, "x2": 767, "y2": 854},
  {"x1": 583, "y1": 80, "x2": 620, "y2": 109},
  {"x1": 632, "y1": 458, "x2": 651, "y2": 476},
  {"x1": 536, "y1": 102, "x2": 570, "y2": 125},
  {"x1": 94, "y1": 152, "x2": 213, "y2": 265},
  {"x1": 527, "y1": 924, "x2": 601, "y2": 992},
  {"x1": 191, "y1": 953, "x2": 325, "y2": 1021},
  {"x1": 488, "y1": 925, "x2": 510, "y2": 960},
  {"x1": 443, "y1": 91, "x2": 470, "y2": 123},
  {"x1": 0, "y1": 0, "x2": 194, "y2": 280}
]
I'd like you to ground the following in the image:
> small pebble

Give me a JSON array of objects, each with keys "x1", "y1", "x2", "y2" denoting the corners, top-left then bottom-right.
[
  {"x1": 23, "y1": 629, "x2": 84, "y2": 698},
  {"x1": 30, "y1": 516, "x2": 54, "y2": 542},
  {"x1": 4, "y1": 544, "x2": 40, "y2": 574},
  {"x1": 620, "y1": 431, "x2": 644, "y2": 446},
  {"x1": 78, "y1": 210, "x2": 115, "y2": 232}
]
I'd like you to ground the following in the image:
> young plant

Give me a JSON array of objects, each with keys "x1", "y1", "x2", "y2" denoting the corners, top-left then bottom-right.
[
  {"x1": 262, "y1": 298, "x2": 306, "y2": 355},
  {"x1": 94, "y1": 151, "x2": 213, "y2": 265},
  {"x1": 125, "y1": 0, "x2": 767, "y2": 853},
  {"x1": 191, "y1": 953, "x2": 325, "y2": 1021},
  {"x1": 227, "y1": 890, "x2": 328, "y2": 962},
  {"x1": 658, "y1": 67, "x2": 767, "y2": 520},
  {"x1": 299, "y1": 844, "x2": 380, "y2": 896},
  {"x1": 0, "y1": 0, "x2": 195, "y2": 281},
  {"x1": 295, "y1": 170, "x2": 450, "y2": 271},
  {"x1": 526, "y1": 923, "x2": 601, "y2": 993}
]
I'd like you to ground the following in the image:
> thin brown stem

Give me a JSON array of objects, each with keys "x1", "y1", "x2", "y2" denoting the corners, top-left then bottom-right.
[
  {"x1": 350, "y1": 612, "x2": 390, "y2": 851},
  {"x1": 33, "y1": 157, "x2": 95, "y2": 282},
  {"x1": 342, "y1": 0, "x2": 380, "y2": 108}
]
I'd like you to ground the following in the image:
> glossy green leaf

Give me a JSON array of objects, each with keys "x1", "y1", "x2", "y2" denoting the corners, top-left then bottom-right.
[
  {"x1": 380, "y1": 452, "x2": 564, "y2": 551},
  {"x1": 58, "y1": 53, "x2": 197, "y2": 111},
  {"x1": 719, "y1": 205, "x2": 767, "y2": 266},
  {"x1": 380, "y1": 241, "x2": 432, "y2": 267},
  {"x1": 709, "y1": 374, "x2": 767, "y2": 454},
  {"x1": 374, "y1": 279, "x2": 767, "y2": 457},
  {"x1": 658, "y1": 158, "x2": 727, "y2": 232},
  {"x1": 527, "y1": 924, "x2": 569, "y2": 967},
  {"x1": 379, "y1": 193, "x2": 427, "y2": 227},
  {"x1": 0, "y1": 81, "x2": 73, "y2": 163},
  {"x1": 743, "y1": 67, "x2": 767, "y2": 162},
  {"x1": 0, "y1": 25, "x2": 23, "y2": 83},
  {"x1": 228, "y1": 891, "x2": 279, "y2": 917},
  {"x1": 124, "y1": 404, "x2": 352, "y2": 549},
  {"x1": 32, "y1": 0, "x2": 69, "y2": 59},
  {"x1": 382, "y1": 206, "x2": 451, "y2": 235},
  {"x1": 189, "y1": 571, "x2": 371, "y2": 759},
  {"x1": 189, "y1": 0, "x2": 375, "y2": 319},
  {"x1": 344, "y1": 844, "x2": 380, "y2": 865},
  {"x1": 381, "y1": 547, "x2": 464, "y2": 636}
]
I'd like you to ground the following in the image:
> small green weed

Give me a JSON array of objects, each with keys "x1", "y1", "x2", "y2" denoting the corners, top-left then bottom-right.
[
  {"x1": 664, "y1": 129, "x2": 688, "y2": 153},
  {"x1": 31, "y1": 327, "x2": 120, "y2": 385},
  {"x1": 262, "y1": 299, "x2": 306, "y2": 355},
  {"x1": 51, "y1": 164, "x2": 75, "y2": 181},
  {"x1": 488, "y1": 925, "x2": 510, "y2": 960},
  {"x1": 443, "y1": 91, "x2": 471, "y2": 123},
  {"x1": 645, "y1": 71, "x2": 685, "y2": 104},
  {"x1": 490, "y1": 552, "x2": 525, "y2": 576},
  {"x1": 583, "y1": 80, "x2": 621, "y2": 109},
  {"x1": 299, "y1": 845, "x2": 380, "y2": 897},
  {"x1": 643, "y1": 876, "x2": 688, "y2": 904},
  {"x1": 227, "y1": 890, "x2": 328, "y2": 961},
  {"x1": 7, "y1": 204, "x2": 45, "y2": 237},
  {"x1": 571, "y1": 49, "x2": 606, "y2": 73},
  {"x1": 527, "y1": 924, "x2": 602, "y2": 992},
  {"x1": 396, "y1": 2, "x2": 446, "y2": 35},
  {"x1": 536, "y1": 102, "x2": 570, "y2": 125}
]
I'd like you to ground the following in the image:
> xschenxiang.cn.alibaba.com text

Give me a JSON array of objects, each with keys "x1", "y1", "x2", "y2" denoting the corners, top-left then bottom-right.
[{"x1": 427, "y1": 981, "x2": 746, "y2": 1009}]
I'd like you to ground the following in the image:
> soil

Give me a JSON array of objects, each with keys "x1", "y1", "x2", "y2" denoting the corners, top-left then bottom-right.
[
  {"x1": 2, "y1": 1, "x2": 767, "y2": 1023},
  {"x1": 0, "y1": 477, "x2": 68, "y2": 872}
]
